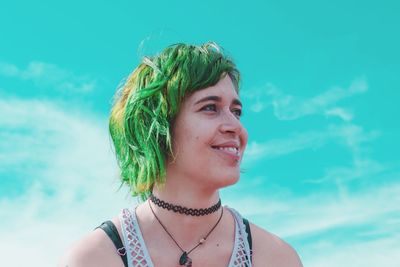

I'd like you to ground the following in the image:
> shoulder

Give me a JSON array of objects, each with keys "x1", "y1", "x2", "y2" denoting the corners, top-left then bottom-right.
[
  {"x1": 249, "y1": 222, "x2": 303, "y2": 267},
  {"x1": 58, "y1": 218, "x2": 124, "y2": 267}
]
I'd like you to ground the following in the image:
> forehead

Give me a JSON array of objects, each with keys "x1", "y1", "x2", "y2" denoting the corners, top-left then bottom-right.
[{"x1": 187, "y1": 76, "x2": 239, "y2": 104}]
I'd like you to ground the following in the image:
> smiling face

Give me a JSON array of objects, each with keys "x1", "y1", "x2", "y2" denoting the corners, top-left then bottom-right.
[{"x1": 166, "y1": 75, "x2": 248, "y2": 191}]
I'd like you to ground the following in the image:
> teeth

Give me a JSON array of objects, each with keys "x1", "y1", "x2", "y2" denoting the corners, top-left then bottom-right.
[{"x1": 215, "y1": 147, "x2": 239, "y2": 154}]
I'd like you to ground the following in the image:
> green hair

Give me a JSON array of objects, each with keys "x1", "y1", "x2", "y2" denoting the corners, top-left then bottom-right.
[{"x1": 109, "y1": 42, "x2": 240, "y2": 200}]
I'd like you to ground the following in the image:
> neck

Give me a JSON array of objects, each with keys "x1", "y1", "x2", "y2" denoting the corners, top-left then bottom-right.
[{"x1": 153, "y1": 165, "x2": 221, "y2": 210}]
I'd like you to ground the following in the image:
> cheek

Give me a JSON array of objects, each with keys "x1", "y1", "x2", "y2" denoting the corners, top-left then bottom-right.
[
  {"x1": 189, "y1": 135, "x2": 205, "y2": 151},
  {"x1": 175, "y1": 125, "x2": 202, "y2": 154},
  {"x1": 185, "y1": 120, "x2": 211, "y2": 144},
  {"x1": 242, "y1": 128, "x2": 249, "y2": 146},
  {"x1": 173, "y1": 114, "x2": 217, "y2": 154}
]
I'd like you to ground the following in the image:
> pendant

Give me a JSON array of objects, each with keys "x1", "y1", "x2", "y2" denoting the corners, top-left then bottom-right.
[
  {"x1": 185, "y1": 258, "x2": 192, "y2": 267},
  {"x1": 179, "y1": 252, "x2": 188, "y2": 265},
  {"x1": 179, "y1": 252, "x2": 192, "y2": 266}
]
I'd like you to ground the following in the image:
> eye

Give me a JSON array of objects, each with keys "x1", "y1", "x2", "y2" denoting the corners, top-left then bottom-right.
[
  {"x1": 201, "y1": 104, "x2": 217, "y2": 112},
  {"x1": 232, "y1": 108, "x2": 242, "y2": 118}
]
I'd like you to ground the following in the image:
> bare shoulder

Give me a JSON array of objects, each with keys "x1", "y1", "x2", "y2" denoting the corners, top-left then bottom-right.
[
  {"x1": 250, "y1": 222, "x2": 303, "y2": 267},
  {"x1": 58, "y1": 218, "x2": 124, "y2": 267}
]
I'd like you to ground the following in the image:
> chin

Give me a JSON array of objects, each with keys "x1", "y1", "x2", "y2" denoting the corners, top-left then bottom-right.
[{"x1": 215, "y1": 173, "x2": 240, "y2": 189}]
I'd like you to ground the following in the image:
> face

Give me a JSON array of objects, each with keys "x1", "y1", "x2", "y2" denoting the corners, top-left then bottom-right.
[{"x1": 167, "y1": 75, "x2": 248, "y2": 190}]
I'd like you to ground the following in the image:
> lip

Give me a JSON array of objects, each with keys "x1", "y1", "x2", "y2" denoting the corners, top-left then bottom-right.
[
  {"x1": 211, "y1": 141, "x2": 241, "y2": 162},
  {"x1": 212, "y1": 148, "x2": 241, "y2": 162}
]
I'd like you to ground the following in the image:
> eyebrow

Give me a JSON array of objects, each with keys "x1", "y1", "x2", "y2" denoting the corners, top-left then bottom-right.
[{"x1": 194, "y1": 95, "x2": 242, "y2": 107}]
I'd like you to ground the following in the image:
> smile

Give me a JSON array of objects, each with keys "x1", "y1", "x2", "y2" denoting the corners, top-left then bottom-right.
[
  {"x1": 211, "y1": 146, "x2": 240, "y2": 161},
  {"x1": 212, "y1": 146, "x2": 239, "y2": 154}
]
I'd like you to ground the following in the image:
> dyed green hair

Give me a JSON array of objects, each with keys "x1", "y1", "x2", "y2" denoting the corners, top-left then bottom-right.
[{"x1": 109, "y1": 42, "x2": 240, "y2": 200}]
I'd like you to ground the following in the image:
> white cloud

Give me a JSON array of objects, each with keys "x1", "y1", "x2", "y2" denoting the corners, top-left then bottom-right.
[
  {"x1": 244, "y1": 123, "x2": 379, "y2": 163},
  {"x1": 325, "y1": 107, "x2": 354, "y2": 121},
  {"x1": 0, "y1": 62, "x2": 19, "y2": 76},
  {"x1": 249, "y1": 99, "x2": 265, "y2": 113},
  {"x1": 226, "y1": 181, "x2": 400, "y2": 267},
  {"x1": 0, "y1": 97, "x2": 136, "y2": 267},
  {"x1": 232, "y1": 181, "x2": 400, "y2": 237},
  {"x1": 244, "y1": 77, "x2": 367, "y2": 121},
  {"x1": 328, "y1": 123, "x2": 380, "y2": 156},
  {"x1": 0, "y1": 61, "x2": 96, "y2": 92},
  {"x1": 304, "y1": 236, "x2": 400, "y2": 267},
  {"x1": 306, "y1": 158, "x2": 385, "y2": 184},
  {"x1": 244, "y1": 130, "x2": 327, "y2": 161}
]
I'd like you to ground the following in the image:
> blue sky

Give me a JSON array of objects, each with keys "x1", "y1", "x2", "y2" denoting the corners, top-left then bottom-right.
[{"x1": 1, "y1": 1, "x2": 399, "y2": 266}]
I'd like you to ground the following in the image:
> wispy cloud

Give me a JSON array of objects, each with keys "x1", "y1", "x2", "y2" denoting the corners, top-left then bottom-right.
[
  {"x1": 244, "y1": 129, "x2": 327, "y2": 161},
  {"x1": 0, "y1": 97, "x2": 135, "y2": 267},
  {"x1": 324, "y1": 107, "x2": 354, "y2": 121},
  {"x1": 0, "y1": 61, "x2": 96, "y2": 92},
  {"x1": 244, "y1": 77, "x2": 367, "y2": 121},
  {"x1": 303, "y1": 235, "x2": 400, "y2": 267},
  {"x1": 227, "y1": 179, "x2": 400, "y2": 267},
  {"x1": 244, "y1": 122, "x2": 379, "y2": 163},
  {"x1": 305, "y1": 158, "x2": 386, "y2": 185},
  {"x1": 231, "y1": 180, "x2": 400, "y2": 236}
]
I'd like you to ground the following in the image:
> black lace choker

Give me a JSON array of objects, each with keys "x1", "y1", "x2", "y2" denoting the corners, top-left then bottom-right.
[{"x1": 149, "y1": 194, "x2": 221, "y2": 216}]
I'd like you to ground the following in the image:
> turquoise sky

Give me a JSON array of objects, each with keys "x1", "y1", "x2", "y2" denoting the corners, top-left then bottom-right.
[{"x1": 1, "y1": 1, "x2": 399, "y2": 266}]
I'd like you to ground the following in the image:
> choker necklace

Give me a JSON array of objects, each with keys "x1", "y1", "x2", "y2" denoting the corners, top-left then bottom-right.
[
  {"x1": 149, "y1": 193, "x2": 221, "y2": 216},
  {"x1": 148, "y1": 201, "x2": 224, "y2": 267}
]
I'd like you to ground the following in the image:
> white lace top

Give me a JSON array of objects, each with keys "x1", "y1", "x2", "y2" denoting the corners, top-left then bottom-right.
[{"x1": 119, "y1": 206, "x2": 252, "y2": 267}]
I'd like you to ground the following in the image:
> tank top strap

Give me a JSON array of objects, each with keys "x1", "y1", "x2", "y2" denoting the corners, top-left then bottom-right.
[
  {"x1": 225, "y1": 206, "x2": 253, "y2": 267},
  {"x1": 119, "y1": 207, "x2": 154, "y2": 267}
]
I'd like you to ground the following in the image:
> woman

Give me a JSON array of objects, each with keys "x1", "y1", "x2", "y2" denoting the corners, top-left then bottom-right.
[{"x1": 60, "y1": 42, "x2": 303, "y2": 267}]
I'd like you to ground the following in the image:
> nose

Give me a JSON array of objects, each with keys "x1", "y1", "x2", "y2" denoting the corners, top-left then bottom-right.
[{"x1": 218, "y1": 109, "x2": 244, "y2": 135}]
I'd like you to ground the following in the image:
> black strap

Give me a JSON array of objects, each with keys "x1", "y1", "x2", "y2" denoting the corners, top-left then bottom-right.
[
  {"x1": 97, "y1": 221, "x2": 128, "y2": 267},
  {"x1": 243, "y1": 218, "x2": 253, "y2": 263},
  {"x1": 97, "y1": 218, "x2": 252, "y2": 267}
]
